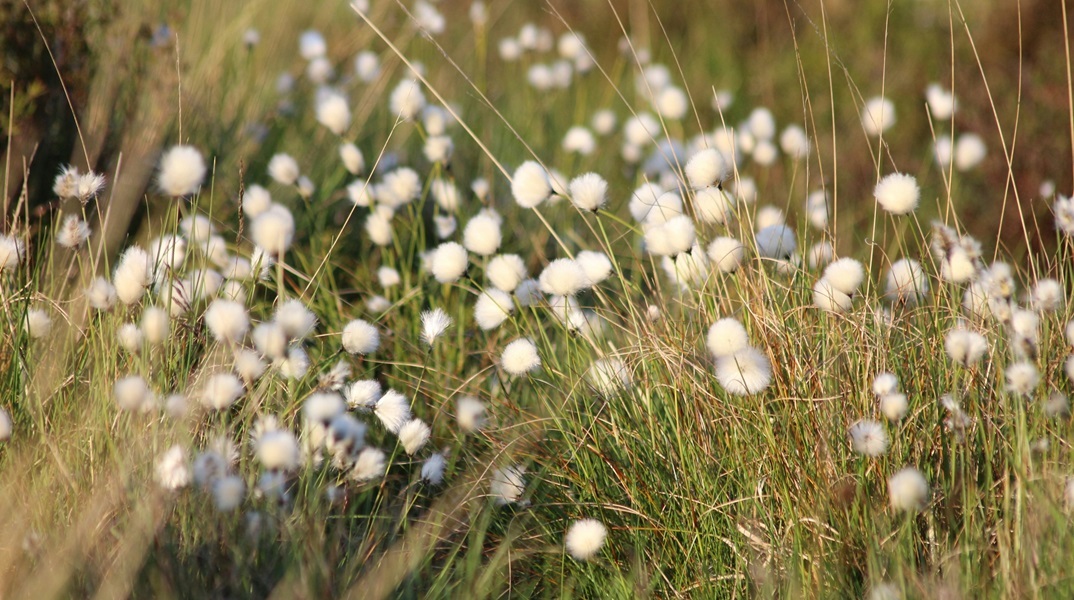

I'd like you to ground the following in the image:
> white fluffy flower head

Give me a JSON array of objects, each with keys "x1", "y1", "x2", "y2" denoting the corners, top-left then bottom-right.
[
  {"x1": 565, "y1": 519, "x2": 608, "y2": 560},
  {"x1": 539, "y1": 258, "x2": 588, "y2": 296},
  {"x1": 862, "y1": 96, "x2": 896, "y2": 136},
  {"x1": 421, "y1": 308, "x2": 453, "y2": 346},
  {"x1": 568, "y1": 172, "x2": 608, "y2": 212},
  {"x1": 715, "y1": 347, "x2": 772, "y2": 396},
  {"x1": 874, "y1": 173, "x2": 920, "y2": 216},
  {"x1": 157, "y1": 145, "x2": 206, "y2": 197},
  {"x1": 888, "y1": 467, "x2": 928, "y2": 512},
  {"x1": 849, "y1": 420, "x2": 888, "y2": 457},
  {"x1": 511, "y1": 161, "x2": 551, "y2": 208},
  {"x1": 501, "y1": 338, "x2": 540, "y2": 376}
]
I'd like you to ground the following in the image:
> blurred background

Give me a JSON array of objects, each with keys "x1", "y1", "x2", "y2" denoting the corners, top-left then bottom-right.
[{"x1": 3, "y1": 0, "x2": 1072, "y2": 257}]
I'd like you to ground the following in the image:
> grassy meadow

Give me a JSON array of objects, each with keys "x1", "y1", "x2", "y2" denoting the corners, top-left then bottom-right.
[{"x1": 3, "y1": 0, "x2": 1074, "y2": 597}]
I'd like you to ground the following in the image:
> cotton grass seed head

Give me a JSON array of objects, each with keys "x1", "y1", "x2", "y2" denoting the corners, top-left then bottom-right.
[
  {"x1": 430, "y1": 242, "x2": 469, "y2": 283},
  {"x1": 885, "y1": 258, "x2": 929, "y2": 304},
  {"x1": 0, "y1": 408, "x2": 9, "y2": 441},
  {"x1": 86, "y1": 276, "x2": 117, "y2": 310},
  {"x1": 715, "y1": 347, "x2": 772, "y2": 396},
  {"x1": 755, "y1": 224, "x2": 797, "y2": 260},
  {"x1": 25, "y1": 309, "x2": 51, "y2": 339},
  {"x1": 926, "y1": 83, "x2": 957, "y2": 120},
  {"x1": 456, "y1": 396, "x2": 487, "y2": 433},
  {"x1": 707, "y1": 237, "x2": 744, "y2": 273},
  {"x1": 275, "y1": 299, "x2": 317, "y2": 341},
  {"x1": 256, "y1": 430, "x2": 300, "y2": 472},
  {"x1": 685, "y1": 148, "x2": 730, "y2": 189},
  {"x1": 201, "y1": 373, "x2": 244, "y2": 411},
  {"x1": 204, "y1": 299, "x2": 249, "y2": 344},
  {"x1": 627, "y1": 183, "x2": 665, "y2": 223},
  {"x1": 861, "y1": 96, "x2": 896, "y2": 136},
  {"x1": 0, "y1": 235, "x2": 24, "y2": 270},
  {"x1": 849, "y1": 420, "x2": 888, "y2": 457},
  {"x1": 352, "y1": 447, "x2": 387, "y2": 482},
  {"x1": 539, "y1": 258, "x2": 588, "y2": 296},
  {"x1": 303, "y1": 392, "x2": 345, "y2": 429},
  {"x1": 355, "y1": 50, "x2": 380, "y2": 81},
  {"x1": 378, "y1": 169, "x2": 418, "y2": 206},
  {"x1": 872, "y1": 372, "x2": 899, "y2": 396},
  {"x1": 212, "y1": 476, "x2": 245, "y2": 512},
  {"x1": 462, "y1": 214, "x2": 502, "y2": 256},
  {"x1": 487, "y1": 254, "x2": 528, "y2": 292},
  {"x1": 389, "y1": 78, "x2": 426, "y2": 120},
  {"x1": 113, "y1": 246, "x2": 152, "y2": 305},
  {"x1": 823, "y1": 258, "x2": 865, "y2": 295},
  {"x1": 693, "y1": 187, "x2": 735, "y2": 224},
  {"x1": 511, "y1": 161, "x2": 551, "y2": 208},
  {"x1": 365, "y1": 208, "x2": 394, "y2": 246},
  {"x1": 644, "y1": 215, "x2": 696, "y2": 257},
  {"x1": 148, "y1": 234, "x2": 187, "y2": 270},
  {"x1": 501, "y1": 338, "x2": 540, "y2": 376},
  {"x1": 944, "y1": 327, "x2": 988, "y2": 367},
  {"x1": 157, "y1": 145, "x2": 206, "y2": 197},
  {"x1": 252, "y1": 322, "x2": 287, "y2": 360},
  {"x1": 233, "y1": 348, "x2": 266, "y2": 383},
  {"x1": 888, "y1": 467, "x2": 928, "y2": 512},
  {"x1": 780, "y1": 124, "x2": 810, "y2": 159},
  {"x1": 565, "y1": 518, "x2": 607, "y2": 560},
  {"x1": 1031, "y1": 278, "x2": 1064, "y2": 312},
  {"x1": 420, "y1": 308, "x2": 453, "y2": 346},
  {"x1": 514, "y1": 279, "x2": 543, "y2": 306},
  {"x1": 276, "y1": 346, "x2": 310, "y2": 380},
  {"x1": 421, "y1": 453, "x2": 447, "y2": 485},
  {"x1": 1005, "y1": 361, "x2": 1039, "y2": 397},
  {"x1": 192, "y1": 449, "x2": 228, "y2": 489},
  {"x1": 954, "y1": 133, "x2": 986, "y2": 171},
  {"x1": 315, "y1": 89, "x2": 351, "y2": 135},
  {"x1": 563, "y1": 126, "x2": 596, "y2": 155},
  {"x1": 586, "y1": 358, "x2": 631, "y2": 396},
  {"x1": 879, "y1": 393, "x2": 908, "y2": 422},
  {"x1": 423, "y1": 135, "x2": 454, "y2": 163},
  {"x1": 575, "y1": 251, "x2": 612, "y2": 286},
  {"x1": 490, "y1": 465, "x2": 526, "y2": 505},
  {"x1": 53, "y1": 165, "x2": 79, "y2": 199},
  {"x1": 397, "y1": 418, "x2": 431, "y2": 455},
  {"x1": 76, "y1": 170, "x2": 108, "y2": 201},
  {"x1": 375, "y1": 389, "x2": 412, "y2": 434},
  {"x1": 117, "y1": 323, "x2": 144, "y2": 354},
  {"x1": 114, "y1": 375, "x2": 151, "y2": 412},
  {"x1": 339, "y1": 142, "x2": 364, "y2": 175},
  {"x1": 56, "y1": 215, "x2": 91, "y2": 249},
  {"x1": 755, "y1": 205, "x2": 785, "y2": 231},
  {"x1": 1045, "y1": 393, "x2": 1070, "y2": 418},
  {"x1": 813, "y1": 279, "x2": 852, "y2": 313},
  {"x1": 342, "y1": 319, "x2": 380, "y2": 355},
  {"x1": 706, "y1": 318, "x2": 749, "y2": 358},
  {"x1": 326, "y1": 414, "x2": 366, "y2": 460},
  {"x1": 474, "y1": 289, "x2": 514, "y2": 330},
  {"x1": 155, "y1": 445, "x2": 190, "y2": 491},
  {"x1": 250, "y1": 204, "x2": 295, "y2": 257},
  {"x1": 874, "y1": 173, "x2": 920, "y2": 216},
  {"x1": 346, "y1": 379, "x2": 382, "y2": 409},
  {"x1": 267, "y1": 153, "x2": 300, "y2": 186},
  {"x1": 568, "y1": 172, "x2": 608, "y2": 212},
  {"x1": 298, "y1": 29, "x2": 326, "y2": 59}
]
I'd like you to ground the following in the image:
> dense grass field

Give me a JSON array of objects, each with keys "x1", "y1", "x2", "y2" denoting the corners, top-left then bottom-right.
[{"x1": 3, "y1": 0, "x2": 1074, "y2": 597}]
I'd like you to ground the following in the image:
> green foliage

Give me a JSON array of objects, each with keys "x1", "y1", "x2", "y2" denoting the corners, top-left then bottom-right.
[{"x1": 2, "y1": 0, "x2": 1074, "y2": 598}]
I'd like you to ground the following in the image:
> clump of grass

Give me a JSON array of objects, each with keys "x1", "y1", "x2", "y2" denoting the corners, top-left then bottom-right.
[{"x1": 2, "y1": 0, "x2": 1074, "y2": 597}]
